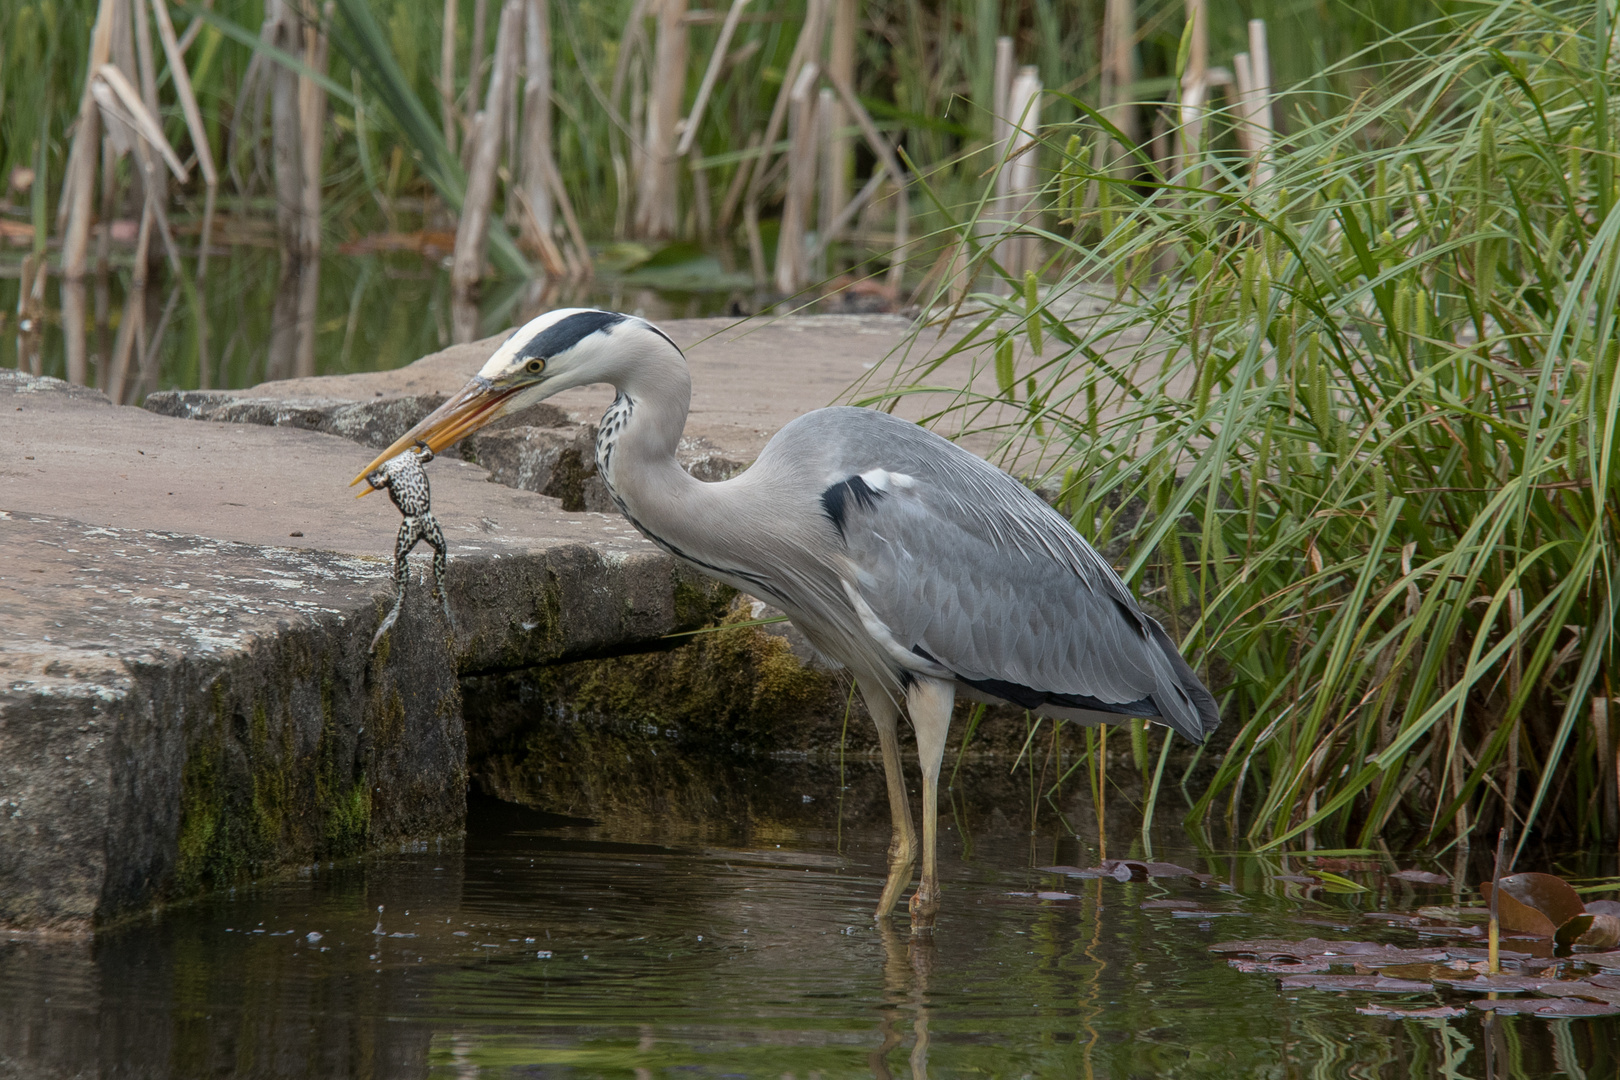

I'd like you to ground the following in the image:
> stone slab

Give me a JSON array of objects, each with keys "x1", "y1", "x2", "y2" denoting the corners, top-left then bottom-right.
[{"x1": 0, "y1": 369, "x2": 733, "y2": 928}]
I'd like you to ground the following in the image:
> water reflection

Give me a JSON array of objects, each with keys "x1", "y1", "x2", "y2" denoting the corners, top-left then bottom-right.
[
  {"x1": 1, "y1": 762, "x2": 1615, "y2": 1078},
  {"x1": 2, "y1": 248, "x2": 745, "y2": 397}
]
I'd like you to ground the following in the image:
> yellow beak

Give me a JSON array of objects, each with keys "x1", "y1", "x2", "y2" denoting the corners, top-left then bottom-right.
[{"x1": 349, "y1": 376, "x2": 523, "y2": 496}]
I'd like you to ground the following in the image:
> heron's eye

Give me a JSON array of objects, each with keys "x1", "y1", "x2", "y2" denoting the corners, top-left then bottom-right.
[{"x1": 525, "y1": 358, "x2": 545, "y2": 375}]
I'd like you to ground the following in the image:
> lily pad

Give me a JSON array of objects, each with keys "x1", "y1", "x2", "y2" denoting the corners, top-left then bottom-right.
[
  {"x1": 1431, "y1": 972, "x2": 1563, "y2": 994},
  {"x1": 1356, "y1": 1004, "x2": 1467, "y2": 1019},
  {"x1": 1564, "y1": 982, "x2": 1620, "y2": 1006},
  {"x1": 1039, "y1": 860, "x2": 1211, "y2": 882},
  {"x1": 1210, "y1": 937, "x2": 1351, "y2": 959},
  {"x1": 1140, "y1": 898, "x2": 1206, "y2": 910},
  {"x1": 1470, "y1": 997, "x2": 1620, "y2": 1017},
  {"x1": 1557, "y1": 912, "x2": 1620, "y2": 950},
  {"x1": 1279, "y1": 973, "x2": 1434, "y2": 993},
  {"x1": 1570, "y1": 949, "x2": 1620, "y2": 970},
  {"x1": 1230, "y1": 958, "x2": 1331, "y2": 974},
  {"x1": 1391, "y1": 869, "x2": 1451, "y2": 885},
  {"x1": 1586, "y1": 900, "x2": 1620, "y2": 917}
]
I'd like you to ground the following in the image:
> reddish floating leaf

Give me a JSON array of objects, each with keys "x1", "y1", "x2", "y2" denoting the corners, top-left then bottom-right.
[
  {"x1": 1357, "y1": 1004, "x2": 1467, "y2": 1019},
  {"x1": 1495, "y1": 872, "x2": 1586, "y2": 930},
  {"x1": 1585, "y1": 973, "x2": 1620, "y2": 990},
  {"x1": 1478, "y1": 882, "x2": 1557, "y2": 937},
  {"x1": 1035, "y1": 891, "x2": 1077, "y2": 901},
  {"x1": 1391, "y1": 869, "x2": 1451, "y2": 885},
  {"x1": 1585, "y1": 900, "x2": 1620, "y2": 917}
]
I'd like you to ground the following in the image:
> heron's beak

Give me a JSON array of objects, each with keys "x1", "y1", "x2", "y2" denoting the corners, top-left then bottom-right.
[{"x1": 349, "y1": 376, "x2": 522, "y2": 494}]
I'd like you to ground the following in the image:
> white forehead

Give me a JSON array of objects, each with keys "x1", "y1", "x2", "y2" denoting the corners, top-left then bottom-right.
[{"x1": 478, "y1": 308, "x2": 631, "y2": 378}]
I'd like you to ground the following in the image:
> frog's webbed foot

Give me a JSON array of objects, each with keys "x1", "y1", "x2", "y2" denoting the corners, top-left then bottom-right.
[{"x1": 422, "y1": 512, "x2": 456, "y2": 633}]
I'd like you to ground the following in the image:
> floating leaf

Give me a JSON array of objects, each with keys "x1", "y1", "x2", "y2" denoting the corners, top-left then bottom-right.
[
  {"x1": 1470, "y1": 997, "x2": 1620, "y2": 1017},
  {"x1": 1391, "y1": 869, "x2": 1451, "y2": 885},
  {"x1": 1558, "y1": 913, "x2": 1620, "y2": 950},
  {"x1": 1357, "y1": 1004, "x2": 1467, "y2": 1019},
  {"x1": 1571, "y1": 949, "x2": 1620, "y2": 970},
  {"x1": 1039, "y1": 860, "x2": 1210, "y2": 882},
  {"x1": 1279, "y1": 973, "x2": 1434, "y2": 993},
  {"x1": 1584, "y1": 900, "x2": 1620, "y2": 917},
  {"x1": 1210, "y1": 938, "x2": 1352, "y2": 959},
  {"x1": 1140, "y1": 898, "x2": 1205, "y2": 910},
  {"x1": 1230, "y1": 958, "x2": 1331, "y2": 974},
  {"x1": 1035, "y1": 891, "x2": 1077, "y2": 901},
  {"x1": 1565, "y1": 982, "x2": 1620, "y2": 1006},
  {"x1": 1432, "y1": 972, "x2": 1563, "y2": 993}
]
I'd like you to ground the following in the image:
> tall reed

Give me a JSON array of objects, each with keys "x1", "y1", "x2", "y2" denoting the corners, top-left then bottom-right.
[{"x1": 874, "y1": 0, "x2": 1618, "y2": 851}]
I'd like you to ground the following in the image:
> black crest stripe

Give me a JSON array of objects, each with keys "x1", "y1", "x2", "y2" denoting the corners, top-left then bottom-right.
[{"x1": 514, "y1": 310, "x2": 628, "y2": 361}]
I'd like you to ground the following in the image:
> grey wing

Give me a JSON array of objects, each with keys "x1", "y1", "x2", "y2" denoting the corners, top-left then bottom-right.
[{"x1": 821, "y1": 427, "x2": 1218, "y2": 742}]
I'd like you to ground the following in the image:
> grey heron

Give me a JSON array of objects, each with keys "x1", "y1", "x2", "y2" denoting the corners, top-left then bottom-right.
[{"x1": 353, "y1": 308, "x2": 1220, "y2": 931}]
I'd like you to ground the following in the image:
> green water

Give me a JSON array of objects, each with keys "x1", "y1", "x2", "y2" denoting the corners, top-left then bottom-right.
[
  {"x1": 2, "y1": 758, "x2": 1614, "y2": 1079},
  {"x1": 0, "y1": 246, "x2": 749, "y2": 396}
]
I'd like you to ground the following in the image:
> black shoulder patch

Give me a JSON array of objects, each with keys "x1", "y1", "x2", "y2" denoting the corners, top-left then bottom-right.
[
  {"x1": 514, "y1": 310, "x2": 627, "y2": 362},
  {"x1": 820, "y1": 474, "x2": 884, "y2": 538}
]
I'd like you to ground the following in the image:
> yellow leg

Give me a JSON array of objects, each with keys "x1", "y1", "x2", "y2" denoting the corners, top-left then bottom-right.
[
  {"x1": 864, "y1": 683, "x2": 917, "y2": 920},
  {"x1": 906, "y1": 677, "x2": 955, "y2": 933}
]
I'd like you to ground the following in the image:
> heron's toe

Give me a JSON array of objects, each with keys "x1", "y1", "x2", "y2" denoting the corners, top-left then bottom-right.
[{"x1": 908, "y1": 886, "x2": 940, "y2": 933}]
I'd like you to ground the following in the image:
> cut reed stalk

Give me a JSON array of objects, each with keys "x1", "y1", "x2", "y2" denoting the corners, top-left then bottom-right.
[
  {"x1": 826, "y1": 0, "x2": 855, "y2": 220},
  {"x1": 633, "y1": 0, "x2": 688, "y2": 239},
  {"x1": 452, "y1": 0, "x2": 522, "y2": 318},
  {"x1": 151, "y1": 0, "x2": 220, "y2": 275},
  {"x1": 440, "y1": 0, "x2": 459, "y2": 156},
  {"x1": 774, "y1": 61, "x2": 819, "y2": 295},
  {"x1": 518, "y1": 0, "x2": 555, "y2": 254},
  {"x1": 1100, "y1": 0, "x2": 1136, "y2": 150},
  {"x1": 60, "y1": 0, "x2": 116, "y2": 291}
]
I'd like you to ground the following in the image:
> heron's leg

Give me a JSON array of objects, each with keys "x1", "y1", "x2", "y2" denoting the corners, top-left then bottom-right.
[
  {"x1": 421, "y1": 512, "x2": 455, "y2": 630},
  {"x1": 863, "y1": 683, "x2": 916, "y2": 920},
  {"x1": 905, "y1": 676, "x2": 955, "y2": 933}
]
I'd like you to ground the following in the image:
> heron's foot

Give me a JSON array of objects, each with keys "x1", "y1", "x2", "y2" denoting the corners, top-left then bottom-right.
[{"x1": 907, "y1": 881, "x2": 941, "y2": 935}]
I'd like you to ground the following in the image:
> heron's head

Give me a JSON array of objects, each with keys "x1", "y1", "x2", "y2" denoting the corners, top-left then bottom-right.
[{"x1": 351, "y1": 308, "x2": 678, "y2": 489}]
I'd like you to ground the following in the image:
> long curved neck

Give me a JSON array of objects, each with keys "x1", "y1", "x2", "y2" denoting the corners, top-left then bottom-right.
[{"x1": 594, "y1": 344, "x2": 705, "y2": 536}]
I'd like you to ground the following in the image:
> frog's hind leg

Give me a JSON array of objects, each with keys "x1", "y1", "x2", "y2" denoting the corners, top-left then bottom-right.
[
  {"x1": 422, "y1": 512, "x2": 456, "y2": 632},
  {"x1": 371, "y1": 517, "x2": 423, "y2": 652}
]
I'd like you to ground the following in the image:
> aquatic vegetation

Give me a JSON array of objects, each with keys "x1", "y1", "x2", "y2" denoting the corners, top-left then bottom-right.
[{"x1": 874, "y1": 0, "x2": 1619, "y2": 850}]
